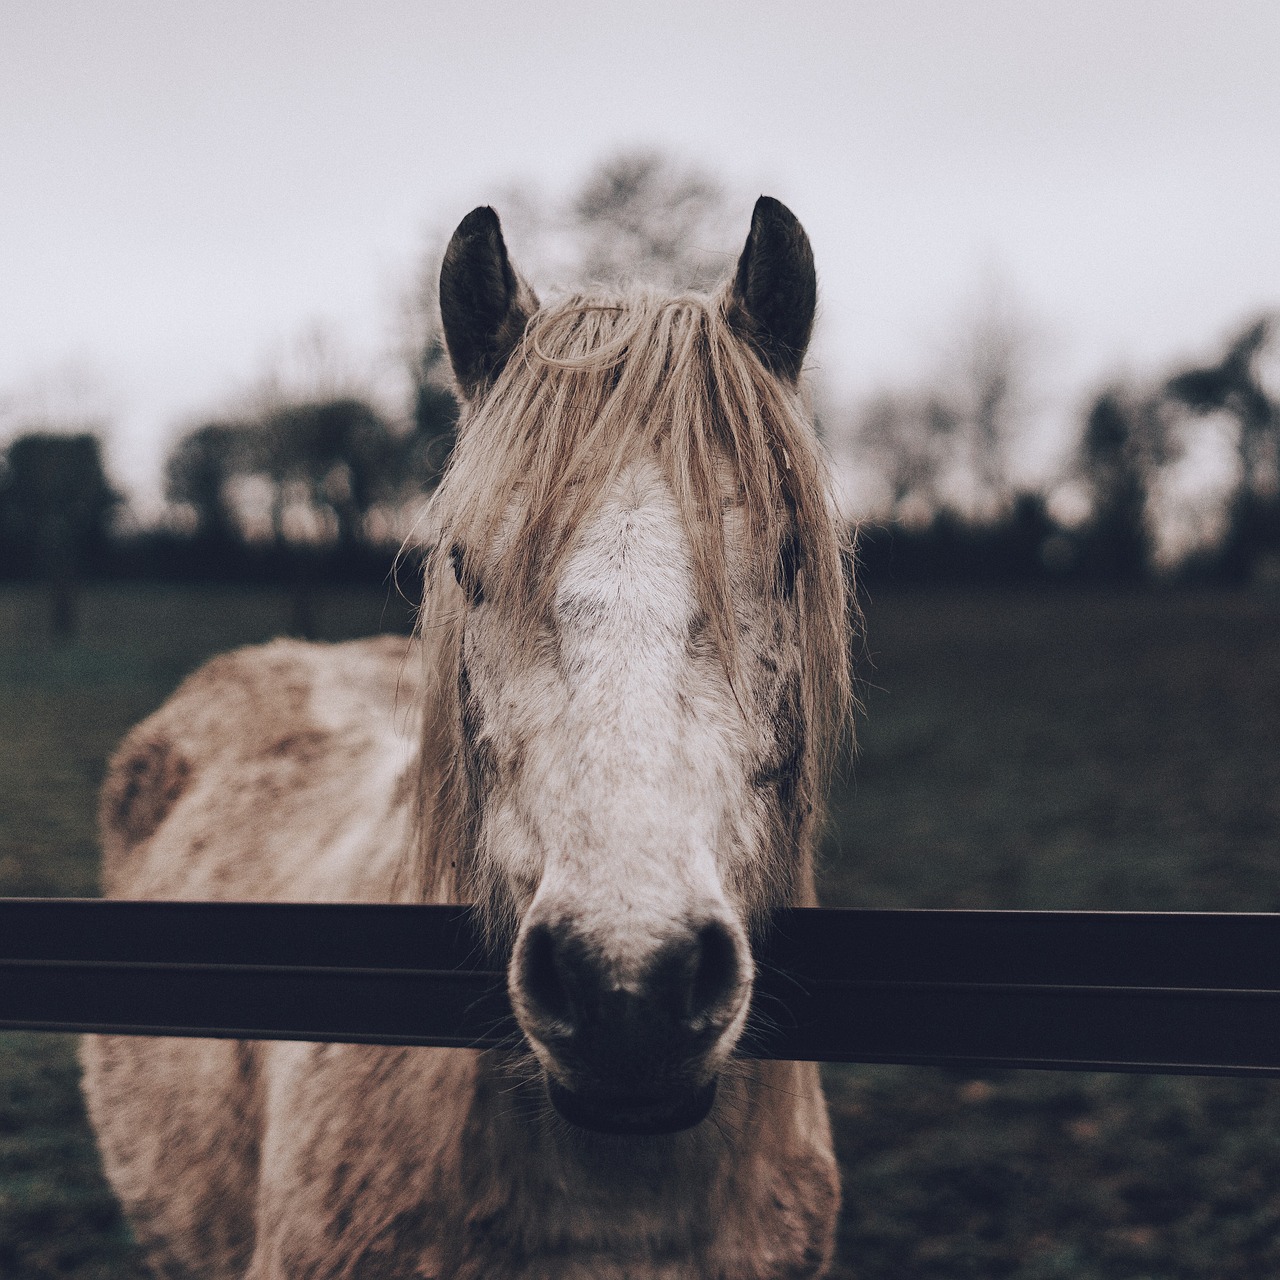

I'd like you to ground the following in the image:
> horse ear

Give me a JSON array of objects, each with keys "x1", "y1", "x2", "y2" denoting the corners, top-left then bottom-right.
[
  {"x1": 439, "y1": 207, "x2": 539, "y2": 401},
  {"x1": 726, "y1": 196, "x2": 816, "y2": 383}
]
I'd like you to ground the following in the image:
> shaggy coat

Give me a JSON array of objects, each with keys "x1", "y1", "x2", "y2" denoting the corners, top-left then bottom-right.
[{"x1": 81, "y1": 197, "x2": 854, "y2": 1279}]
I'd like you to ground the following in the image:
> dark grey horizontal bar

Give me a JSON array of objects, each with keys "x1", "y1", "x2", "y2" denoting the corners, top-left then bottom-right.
[
  {"x1": 4, "y1": 900, "x2": 1280, "y2": 1075},
  {"x1": 0, "y1": 960, "x2": 513, "y2": 1049},
  {"x1": 742, "y1": 982, "x2": 1280, "y2": 1076},
  {"x1": 0, "y1": 899, "x2": 491, "y2": 971},
  {"x1": 760, "y1": 907, "x2": 1280, "y2": 991}
]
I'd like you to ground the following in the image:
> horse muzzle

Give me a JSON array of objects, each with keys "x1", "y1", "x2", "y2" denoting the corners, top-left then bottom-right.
[{"x1": 510, "y1": 912, "x2": 751, "y2": 1135}]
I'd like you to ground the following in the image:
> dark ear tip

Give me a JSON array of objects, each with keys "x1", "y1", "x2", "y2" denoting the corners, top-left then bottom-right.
[
  {"x1": 751, "y1": 195, "x2": 802, "y2": 235},
  {"x1": 451, "y1": 205, "x2": 502, "y2": 246}
]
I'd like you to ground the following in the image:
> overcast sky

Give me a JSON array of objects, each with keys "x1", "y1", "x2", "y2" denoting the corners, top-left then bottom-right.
[{"x1": 2, "y1": 1, "x2": 1278, "y2": 506}]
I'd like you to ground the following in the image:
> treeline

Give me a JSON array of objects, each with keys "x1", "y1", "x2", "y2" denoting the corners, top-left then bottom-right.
[
  {"x1": 2, "y1": 152, "x2": 1278, "y2": 639},
  {"x1": 2, "y1": 307, "x2": 1277, "y2": 639},
  {"x1": 154, "y1": 339, "x2": 457, "y2": 580},
  {"x1": 852, "y1": 314, "x2": 1279, "y2": 588},
  {"x1": 0, "y1": 334, "x2": 459, "y2": 631}
]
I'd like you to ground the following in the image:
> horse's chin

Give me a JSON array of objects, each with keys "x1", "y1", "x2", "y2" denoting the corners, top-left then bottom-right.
[{"x1": 546, "y1": 1077, "x2": 717, "y2": 1136}]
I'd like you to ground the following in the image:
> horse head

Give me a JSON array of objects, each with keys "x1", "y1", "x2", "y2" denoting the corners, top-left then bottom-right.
[{"x1": 420, "y1": 197, "x2": 852, "y2": 1137}]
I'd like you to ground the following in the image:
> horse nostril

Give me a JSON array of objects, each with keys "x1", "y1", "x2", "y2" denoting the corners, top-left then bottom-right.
[
  {"x1": 518, "y1": 922, "x2": 574, "y2": 1027},
  {"x1": 687, "y1": 920, "x2": 743, "y2": 1029},
  {"x1": 516, "y1": 916, "x2": 745, "y2": 1053}
]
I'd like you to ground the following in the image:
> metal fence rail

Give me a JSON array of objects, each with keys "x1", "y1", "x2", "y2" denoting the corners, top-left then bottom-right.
[{"x1": 3, "y1": 899, "x2": 1280, "y2": 1076}]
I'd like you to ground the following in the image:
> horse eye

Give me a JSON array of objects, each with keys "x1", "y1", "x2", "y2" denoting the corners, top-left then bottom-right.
[
  {"x1": 450, "y1": 544, "x2": 485, "y2": 606},
  {"x1": 778, "y1": 530, "x2": 801, "y2": 599}
]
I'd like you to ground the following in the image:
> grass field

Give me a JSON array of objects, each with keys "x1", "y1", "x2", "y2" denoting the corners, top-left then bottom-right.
[{"x1": 1, "y1": 582, "x2": 1278, "y2": 1277}]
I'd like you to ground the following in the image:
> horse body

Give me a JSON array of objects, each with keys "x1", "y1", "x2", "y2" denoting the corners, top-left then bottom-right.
[{"x1": 82, "y1": 197, "x2": 850, "y2": 1278}]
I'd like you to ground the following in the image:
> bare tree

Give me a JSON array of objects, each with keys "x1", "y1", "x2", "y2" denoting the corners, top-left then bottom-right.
[
  {"x1": 854, "y1": 391, "x2": 958, "y2": 525},
  {"x1": 1166, "y1": 316, "x2": 1277, "y2": 498},
  {"x1": 940, "y1": 284, "x2": 1042, "y2": 518},
  {"x1": 1075, "y1": 386, "x2": 1176, "y2": 581},
  {"x1": 851, "y1": 285, "x2": 1044, "y2": 525},
  {"x1": 565, "y1": 150, "x2": 734, "y2": 291},
  {"x1": 1165, "y1": 315, "x2": 1279, "y2": 579}
]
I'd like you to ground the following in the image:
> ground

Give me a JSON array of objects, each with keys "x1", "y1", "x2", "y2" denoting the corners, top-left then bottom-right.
[{"x1": 1, "y1": 582, "x2": 1278, "y2": 1278}]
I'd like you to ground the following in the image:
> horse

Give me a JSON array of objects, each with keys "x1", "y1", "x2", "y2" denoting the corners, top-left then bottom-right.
[{"x1": 80, "y1": 195, "x2": 855, "y2": 1279}]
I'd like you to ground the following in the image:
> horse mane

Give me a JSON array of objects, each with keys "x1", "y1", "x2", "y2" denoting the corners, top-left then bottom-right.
[{"x1": 411, "y1": 284, "x2": 855, "y2": 917}]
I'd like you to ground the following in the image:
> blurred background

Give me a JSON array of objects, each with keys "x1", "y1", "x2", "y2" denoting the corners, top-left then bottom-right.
[{"x1": 2, "y1": 3, "x2": 1279, "y2": 1276}]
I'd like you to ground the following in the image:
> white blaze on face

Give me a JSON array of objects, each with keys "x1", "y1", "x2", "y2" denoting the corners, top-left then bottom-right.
[
  {"x1": 462, "y1": 457, "x2": 772, "y2": 984},
  {"x1": 538, "y1": 461, "x2": 732, "y2": 970}
]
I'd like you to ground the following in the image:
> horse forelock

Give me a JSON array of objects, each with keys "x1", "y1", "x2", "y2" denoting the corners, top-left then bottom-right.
[{"x1": 410, "y1": 285, "x2": 857, "y2": 934}]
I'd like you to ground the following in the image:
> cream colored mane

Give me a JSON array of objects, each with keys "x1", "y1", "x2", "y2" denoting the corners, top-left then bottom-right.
[{"x1": 415, "y1": 286, "x2": 854, "y2": 920}]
